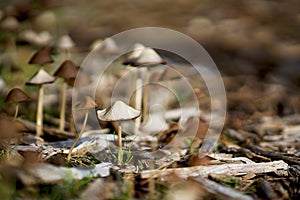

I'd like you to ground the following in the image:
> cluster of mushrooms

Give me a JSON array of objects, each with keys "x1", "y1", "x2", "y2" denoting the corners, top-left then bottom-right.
[{"x1": 5, "y1": 35, "x2": 177, "y2": 164}]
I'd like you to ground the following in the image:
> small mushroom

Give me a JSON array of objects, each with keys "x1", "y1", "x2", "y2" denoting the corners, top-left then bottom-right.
[
  {"x1": 0, "y1": 16, "x2": 20, "y2": 31},
  {"x1": 98, "y1": 38, "x2": 120, "y2": 55},
  {"x1": 28, "y1": 46, "x2": 54, "y2": 65},
  {"x1": 97, "y1": 101, "x2": 139, "y2": 144},
  {"x1": 56, "y1": 34, "x2": 75, "y2": 59},
  {"x1": 5, "y1": 88, "x2": 31, "y2": 120},
  {"x1": 123, "y1": 47, "x2": 166, "y2": 124},
  {"x1": 26, "y1": 69, "x2": 56, "y2": 136},
  {"x1": 54, "y1": 60, "x2": 79, "y2": 131},
  {"x1": 67, "y1": 96, "x2": 98, "y2": 161},
  {"x1": 97, "y1": 100, "x2": 140, "y2": 164}
]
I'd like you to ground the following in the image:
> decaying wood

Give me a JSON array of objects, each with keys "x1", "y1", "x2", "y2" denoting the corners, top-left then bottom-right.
[
  {"x1": 18, "y1": 119, "x2": 76, "y2": 139},
  {"x1": 246, "y1": 144, "x2": 300, "y2": 165},
  {"x1": 192, "y1": 176, "x2": 254, "y2": 200},
  {"x1": 140, "y1": 160, "x2": 289, "y2": 179}
]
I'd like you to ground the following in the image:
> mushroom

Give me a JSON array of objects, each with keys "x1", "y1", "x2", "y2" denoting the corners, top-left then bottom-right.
[
  {"x1": 26, "y1": 69, "x2": 56, "y2": 136},
  {"x1": 28, "y1": 46, "x2": 53, "y2": 65},
  {"x1": 5, "y1": 88, "x2": 31, "y2": 120},
  {"x1": 97, "y1": 101, "x2": 140, "y2": 164},
  {"x1": 53, "y1": 60, "x2": 79, "y2": 131},
  {"x1": 67, "y1": 96, "x2": 98, "y2": 161},
  {"x1": 123, "y1": 47, "x2": 166, "y2": 124},
  {"x1": 98, "y1": 38, "x2": 120, "y2": 55},
  {"x1": 56, "y1": 34, "x2": 75, "y2": 60}
]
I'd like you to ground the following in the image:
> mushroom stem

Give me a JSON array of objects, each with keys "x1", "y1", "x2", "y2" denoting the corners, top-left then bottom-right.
[
  {"x1": 142, "y1": 67, "x2": 150, "y2": 123},
  {"x1": 117, "y1": 125, "x2": 122, "y2": 148},
  {"x1": 59, "y1": 81, "x2": 67, "y2": 131},
  {"x1": 134, "y1": 76, "x2": 143, "y2": 133},
  {"x1": 67, "y1": 111, "x2": 89, "y2": 161},
  {"x1": 117, "y1": 125, "x2": 122, "y2": 165},
  {"x1": 14, "y1": 103, "x2": 19, "y2": 120},
  {"x1": 36, "y1": 84, "x2": 44, "y2": 136}
]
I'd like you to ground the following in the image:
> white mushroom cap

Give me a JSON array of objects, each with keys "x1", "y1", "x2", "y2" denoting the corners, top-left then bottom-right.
[
  {"x1": 132, "y1": 47, "x2": 166, "y2": 66},
  {"x1": 1, "y1": 16, "x2": 19, "y2": 31},
  {"x1": 128, "y1": 43, "x2": 145, "y2": 60},
  {"x1": 97, "y1": 100, "x2": 140, "y2": 121},
  {"x1": 56, "y1": 34, "x2": 75, "y2": 49},
  {"x1": 99, "y1": 38, "x2": 119, "y2": 55},
  {"x1": 26, "y1": 69, "x2": 56, "y2": 85}
]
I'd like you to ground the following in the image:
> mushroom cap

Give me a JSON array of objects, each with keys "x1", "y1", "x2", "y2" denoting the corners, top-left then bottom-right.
[
  {"x1": 56, "y1": 34, "x2": 75, "y2": 49},
  {"x1": 76, "y1": 96, "x2": 98, "y2": 110},
  {"x1": 123, "y1": 43, "x2": 145, "y2": 65},
  {"x1": 5, "y1": 88, "x2": 31, "y2": 103},
  {"x1": 97, "y1": 100, "x2": 140, "y2": 121},
  {"x1": 99, "y1": 38, "x2": 120, "y2": 55},
  {"x1": 28, "y1": 46, "x2": 54, "y2": 65},
  {"x1": 54, "y1": 60, "x2": 78, "y2": 79},
  {"x1": 1, "y1": 16, "x2": 19, "y2": 31},
  {"x1": 26, "y1": 69, "x2": 56, "y2": 85},
  {"x1": 127, "y1": 47, "x2": 166, "y2": 67}
]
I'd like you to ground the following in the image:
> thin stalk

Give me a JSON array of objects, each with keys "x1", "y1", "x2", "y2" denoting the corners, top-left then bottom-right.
[
  {"x1": 14, "y1": 103, "x2": 19, "y2": 120},
  {"x1": 117, "y1": 125, "x2": 122, "y2": 165},
  {"x1": 135, "y1": 77, "x2": 143, "y2": 133},
  {"x1": 59, "y1": 81, "x2": 67, "y2": 131},
  {"x1": 36, "y1": 84, "x2": 44, "y2": 137},
  {"x1": 67, "y1": 111, "x2": 89, "y2": 161},
  {"x1": 142, "y1": 67, "x2": 151, "y2": 123}
]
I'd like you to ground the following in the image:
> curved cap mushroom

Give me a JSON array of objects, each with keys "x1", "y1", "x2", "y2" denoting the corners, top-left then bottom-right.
[
  {"x1": 54, "y1": 60, "x2": 78, "y2": 79},
  {"x1": 1, "y1": 16, "x2": 19, "y2": 31},
  {"x1": 123, "y1": 43, "x2": 145, "y2": 65},
  {"x1": 76, "y1": 96, "x2": 98, "y2": 111},
  {"x1": 99, "y1": 38, "x2": 119, "y2": 55},
  {"x1": 97, "y1": 100, "x2": 140, "y2": 121},
  {"x1": 26, "y1": 69, "x2": 56, "y2": 85},
  {"x1": 57, "y1": 34, "x2": 75, "y2": 50},
  {"x1": 129, "y1": 47, "x2": 166, "y2": 67},
  {"x1": 28, "y1": 46, "x2": 54, "y2": 65},
  {"x1": 5, "y1": 88, "x2": 31, "y2": 103}
]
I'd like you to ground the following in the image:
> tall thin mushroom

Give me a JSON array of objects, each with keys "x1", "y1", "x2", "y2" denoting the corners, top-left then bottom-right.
[
  {"x1": 5, "y1": 88, "x2": 31, "y2": 120},
  {"x1": 97, "y1": 100, "x2": 140, "y2": 165},
  {"x1": 53, "y1": 60, "x2": 79, "y2": 131},
  {"x1": 56, "y1": 34, "x2": 75, "y2": 60},
  {"x1": 123, "y1": 47, "x2": 166, "y2": 124},
  {"x1": 67, "y1": 96, "x2": 98, "y2": 161},
  {"x1": 26, "y1": 69, "x2": 56, "y2": 136}
]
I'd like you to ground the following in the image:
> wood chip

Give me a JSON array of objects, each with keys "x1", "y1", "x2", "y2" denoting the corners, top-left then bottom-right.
[{"x1": 141, "y1": 160, "x2": 289, "y2": 179}]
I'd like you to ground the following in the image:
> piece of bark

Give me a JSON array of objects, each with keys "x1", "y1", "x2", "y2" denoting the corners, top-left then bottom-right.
[
  {"x1": 140, "y1": 160, "x2": 289, "y2": 179},
  {"x1": 246, "y1": 144, "x2": 300, "y2": 165}
]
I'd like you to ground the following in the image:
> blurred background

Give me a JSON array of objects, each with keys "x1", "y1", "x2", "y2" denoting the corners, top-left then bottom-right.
[{"x1": 0, "y1": 0, "x2": 300, "y2": 119}]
